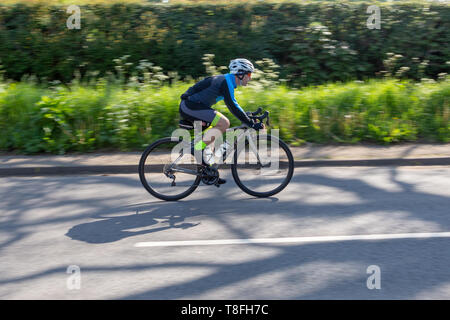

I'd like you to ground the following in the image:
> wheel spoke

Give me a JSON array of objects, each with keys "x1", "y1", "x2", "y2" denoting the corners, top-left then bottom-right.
[{"x1": 139, "y1": 138, "x2": 201, "y2": 201}]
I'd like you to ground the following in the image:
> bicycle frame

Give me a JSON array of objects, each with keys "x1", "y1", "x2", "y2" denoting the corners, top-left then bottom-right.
[{"x1": 167, "y1": 124, "x2": 268, "y2": 177}]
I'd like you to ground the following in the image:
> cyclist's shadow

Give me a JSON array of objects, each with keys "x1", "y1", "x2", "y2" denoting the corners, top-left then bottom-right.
[{"x1": 65, "y1": 201, "x2": 202, "y2": 244}]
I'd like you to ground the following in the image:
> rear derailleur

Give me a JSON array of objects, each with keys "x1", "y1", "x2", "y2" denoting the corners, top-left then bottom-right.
[{"x1": 163, "y1": 163, "x2": 177, "y2": 187}]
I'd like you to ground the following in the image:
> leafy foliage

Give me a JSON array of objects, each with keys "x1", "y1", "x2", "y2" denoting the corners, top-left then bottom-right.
[{"x1": 0, "y1": 1, "x2": 448, "y2": 86}]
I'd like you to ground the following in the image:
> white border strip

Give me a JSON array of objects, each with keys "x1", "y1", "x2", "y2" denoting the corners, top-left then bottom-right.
[{"x1": 134, "y1": 232, "x2": 450, "y2": 248}]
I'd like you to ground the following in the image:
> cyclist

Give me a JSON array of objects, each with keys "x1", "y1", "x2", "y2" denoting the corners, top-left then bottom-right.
[{"x1": 179, "y1": 58, "x2": 265, "y2": 184}]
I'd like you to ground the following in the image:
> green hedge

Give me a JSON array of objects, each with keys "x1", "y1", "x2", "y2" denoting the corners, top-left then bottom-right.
[
  {"x1": 0, "y1": 1, "x2": 449, "y2": 86},
  {"x1": 0, "y1": 78, "x2": 448, "y2": 154}
]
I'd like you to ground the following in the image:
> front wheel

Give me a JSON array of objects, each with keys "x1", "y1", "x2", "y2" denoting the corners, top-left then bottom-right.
[{"x1": 231, "y1": 133, "x2": 294, "y2": 198}]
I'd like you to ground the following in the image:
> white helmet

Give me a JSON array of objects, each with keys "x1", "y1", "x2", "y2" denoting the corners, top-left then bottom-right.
[{"x1": 229, "y1": 58, "x2": 254, "y2": 75}]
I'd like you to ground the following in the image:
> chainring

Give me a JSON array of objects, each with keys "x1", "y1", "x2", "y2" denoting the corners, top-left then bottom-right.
[{"x1": 201, "y1": 166, "x2": 219, "y2": 185}]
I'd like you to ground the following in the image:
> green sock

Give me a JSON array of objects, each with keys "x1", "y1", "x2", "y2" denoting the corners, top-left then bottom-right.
[{"x1": 194, "y1": 140, "x2": 207, "y2": 151}]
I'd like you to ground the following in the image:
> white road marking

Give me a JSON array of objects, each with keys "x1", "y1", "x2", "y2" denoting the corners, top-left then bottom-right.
[{"x1": 134, "y1": 231, "x2": 450, "y2": 247}]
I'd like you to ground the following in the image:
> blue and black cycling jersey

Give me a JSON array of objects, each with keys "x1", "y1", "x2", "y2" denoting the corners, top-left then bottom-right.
[{"x1": 180, "y1": 73, "x2": 253, "y2": 127}]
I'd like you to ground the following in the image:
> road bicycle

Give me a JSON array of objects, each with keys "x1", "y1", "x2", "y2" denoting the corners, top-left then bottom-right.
[{"x1": 139, "y1": 108, "x2": 294, "y2": 201}]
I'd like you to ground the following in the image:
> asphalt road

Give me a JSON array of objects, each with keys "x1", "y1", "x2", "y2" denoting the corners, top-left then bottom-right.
[{"x1": 1, "y1": 166, "x2": 449, "y2": 300}]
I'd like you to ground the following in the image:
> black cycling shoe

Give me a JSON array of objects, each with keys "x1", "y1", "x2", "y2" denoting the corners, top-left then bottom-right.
[{"x1": 217, "y1": 178, "x2": 226, "y2": 185}]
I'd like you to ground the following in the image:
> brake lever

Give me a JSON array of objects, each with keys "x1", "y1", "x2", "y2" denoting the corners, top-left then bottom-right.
[{"x1": 260, "y1": 111, "x2": 270, "y2": 127}]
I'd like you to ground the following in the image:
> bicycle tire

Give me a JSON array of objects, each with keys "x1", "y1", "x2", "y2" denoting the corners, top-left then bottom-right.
[
  {"x1": 139, "y1": 137, "x2": 201, "y2": 201},
  {"x1": 231, "y1": 134, "x2": 294, "y2": 198}
]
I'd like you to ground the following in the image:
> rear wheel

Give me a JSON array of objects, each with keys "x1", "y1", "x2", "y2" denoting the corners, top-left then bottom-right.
[
  {"x1": 231, "y1": 133, "x2": 294, "y2": 197},
  {"x1": 139, "y1": 137, "x2": 201, "y2": 201}
]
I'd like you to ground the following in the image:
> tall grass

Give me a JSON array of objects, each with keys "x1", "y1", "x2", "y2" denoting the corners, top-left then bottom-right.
[
  {"x1": 0, "y1": 0, "x2": 432, "y2": 4},
  {"x1": 0, "y1": 78, "x2": 448, "y2": 154},
  {"x1": 238, "y1": 79, "x2": 449, "y2": 145}
]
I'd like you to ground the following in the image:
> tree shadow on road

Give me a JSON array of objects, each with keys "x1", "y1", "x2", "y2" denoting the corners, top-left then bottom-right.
[{"x1": 1, "y1": 164, "x2": 449, "y2": 299}]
